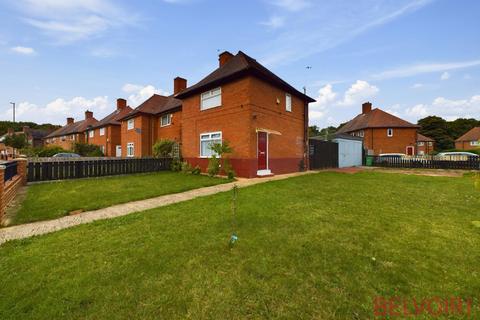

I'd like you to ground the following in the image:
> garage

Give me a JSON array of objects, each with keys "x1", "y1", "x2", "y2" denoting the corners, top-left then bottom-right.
[{"x1": 332, "y1": 134, "x2": 363, "y2": 168}]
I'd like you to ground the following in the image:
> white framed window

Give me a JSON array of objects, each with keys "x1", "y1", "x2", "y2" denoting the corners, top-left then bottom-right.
[
  {"x1": 471, "y1": 140, "x2": 479, "y2": 146},
  {"x1": 200, "y1": 131, "x2": 222, "y2": 157},
  {"x1": 126, "y1": 142, "x2": 134, "y2": 157},
  {"x1": 387, "y1": 128, "x2": 393, "y2": 137},
  {"x1": 127, "y1": 119, "x2": 134, "y2": 130},
  {"x1": 99, "y1": 128, "x2": 105, "y2": 136},
  {"x1": 418, "y1": 141, "x2": 425, "y2": 146},
  {"x1": 286, "y1": 93, "x2": 292, "y2": 112},
  {"x1": 358, "y1": 130, "x2": 364, "y2": 137},
  {"x1": 160, "y1": 114, "x2": 172, "y2": 127},
  {"x1": 71, "y1": 134, "x2": 75, "y2": 140},
  {"x1": 100, "y1": 145, "x2": 105, "y2": 154},
  {"x1": 201, "y1": 87, "x2": 221, "y2": 110},
  {"x1": 89, "y1": 130, "x2": 94, "y2": 138},
  {"x1": 428, "y1": 142, "x2": 433, "y2": 146}
]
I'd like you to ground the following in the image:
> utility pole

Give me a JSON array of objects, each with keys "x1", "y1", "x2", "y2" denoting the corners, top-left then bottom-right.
[{"x1": 10, "y1": 102, "x2": 15, "y2": 123}]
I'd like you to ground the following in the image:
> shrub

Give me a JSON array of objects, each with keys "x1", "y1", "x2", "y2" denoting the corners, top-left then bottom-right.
[
  {"x1": 170, "y1": 158, "x2": 182, "y2": 172},
  {"x1": 180, "y1": 161, "x2": 193, "y2": 173},
  {"x1": 207, "y1": 155, "x2": 220, "y2": 177},
  {"x1": 153, "y1": 139, "x2": 175, "y2": 158},
  {"x1": 38, "y1": 146, "x2": 67, "y2": 157},
  {"x1": 191, "y1": 165, "x2": 201, "y2": 175},
  {"x1": 209, "y1": 141, "x2": 236, "y2": 178},
  {"x1": 73, "y1": 143, "x2": 103, "y2": 157}
]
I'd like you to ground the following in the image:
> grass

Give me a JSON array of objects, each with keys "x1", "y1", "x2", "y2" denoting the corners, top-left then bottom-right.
[
  {"x1": 10, "y1": 172, "x2": 230, "y2": 225},
  {"x1": 1, "y1": 171, "x2": 479, "y2": 319}
]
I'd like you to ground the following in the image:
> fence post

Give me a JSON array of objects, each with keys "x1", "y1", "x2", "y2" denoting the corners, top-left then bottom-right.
[
  {"x1": 16, "y1": 158, "x2": 28, "y2": 186},
  {"x1": 0, "y1": 166, "x2": 5, "y2": 224}
]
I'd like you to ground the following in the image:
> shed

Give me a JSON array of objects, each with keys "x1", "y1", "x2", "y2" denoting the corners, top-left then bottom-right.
[{"x1": 332, "y1": 133, "x2": 363, "y2": 168}]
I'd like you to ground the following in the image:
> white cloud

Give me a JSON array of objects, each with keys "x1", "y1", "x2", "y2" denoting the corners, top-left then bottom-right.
[
  {"x1": 122, "y1": 84, "x2": 169, "y2": 106},
  {"x1": 270, "y1": 0, "x2": 311, "y2": 12},
  {"x1": 15, "y1": 0, "x2": 137, "y2": 43},
  {"x1": 404, "y1": 95, "x2": 480, "y2": 122},
  {"x1": 338, "y1": 80, "x2": 379, "y2": 106},
  {"x1": 10, "y1": 46, "x2": 36, "y2": 55},
  {"x1": 440, "y1": 71, "x2": 450, "y2": 80},
  {"x1": 405, "y1": 104, "x2": 428, "y2": 118},
  {"x1": 260, "y1": 16, "x2": 285, "y2": 29},
  {"x1": 411, "y1": 83, "x2": 423, "y2": 89},
  {"x1": 308, "y1": 84, "x2": 337, "y2": 120},
  {"x1": 372, "y1": 59, "x2": 480, "y2": 80}
]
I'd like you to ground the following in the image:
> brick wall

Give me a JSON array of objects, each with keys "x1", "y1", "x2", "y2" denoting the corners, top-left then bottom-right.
[
  {"x1": 455, "y1": 141, "x2": 480, "y2": 151},
  {"x1": 88, "y1": 125, "x2": 122, "y2": 157},
  {"x1": 0, "y1": 159, "x2": 27, "y2": 225},
  {"x1": 363, "y1": 127, "x2": 417, "y2": 155},
  {"x1": 45, "y1": 133, "x2": 85, "y2": 150}
]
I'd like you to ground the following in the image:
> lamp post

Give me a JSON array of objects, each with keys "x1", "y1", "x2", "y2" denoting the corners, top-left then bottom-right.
[{"x1": 9, "y1": 102, "x2": 15, "y2": 123}]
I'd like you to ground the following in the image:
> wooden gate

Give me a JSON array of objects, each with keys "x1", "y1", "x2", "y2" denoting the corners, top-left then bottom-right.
[{"x1": 309, "y1": 139, "x2": 339, "y2": 169}]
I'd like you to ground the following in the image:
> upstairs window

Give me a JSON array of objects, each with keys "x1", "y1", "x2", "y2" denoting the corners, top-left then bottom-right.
[
  {"x1": 201, "y1": 87, "x2": 221, "y2": 110},
  {"x1": 161, "y1": 114, "x2": 172, "y2": 127},
  {"x1": 200, "y1": 132, "x2": 222, "y2": 157},
  {"x1": 387, "y1": 128, "x2": 393, "y2": 137},
  {"x1": 89, "y1": 130, "x2": 94, "y2": 138},
  {"x1": 127, "y1": 119, "x2": 134, "y2": 130},
  {"x1": 418, "y1": 141, "x2": 425, "y2": 146},
  {"x1": 99, "y1": 128, "x2": 105, "y2": 136},
  {"x1": 471, "y1": 140, "x2": 479, "y2": 146},
  {"x1": 286, "y1": 93, "x2": 292, "y2": 112}
]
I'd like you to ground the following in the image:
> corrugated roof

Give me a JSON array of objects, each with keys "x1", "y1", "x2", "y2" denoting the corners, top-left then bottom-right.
[
  {"x1": 417, "y1": 133, "x2": 435, "y2": 142},
  {"x1": 176, "y1": 51, "x2": 315, "y2": 103},
  {"x1": 455, "y1": 127, "x2": 480, "y2": 142},
  {"x1": 337, "y1": 108, "x2": 419, "y2": 134},
  {"x1": 45, "y1": 117, "x2": 98, "y2": 138},
  {"x1": 118, "y1": 94, "x2": 181, "y2": 121}
]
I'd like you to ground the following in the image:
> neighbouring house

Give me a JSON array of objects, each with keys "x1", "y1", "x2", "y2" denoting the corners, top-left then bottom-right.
[
  {"x1": 455, "y1": 127, "x2": 480, "y2": 151},
  {"x1": 0, "y1": 126, "x2": 54, "y2": 158},
  {"x1": 337, "y1": 102, "x2": 422, "y2": 156},
  {"x1": 45, "y1": 111, "x2": 98, "y2": 150},
  {"x1": 87, "y1": 99, "x2": 133, "y2": 157},
  {"x1": 416, "y1": 133, "x2": 435, "y2": 155},
  {"x1": 118, "y1": 78, "x2": 184, "y2": 157},
  {"x1": 176, "y1": 51, "x2": 315, "y2": 178}
]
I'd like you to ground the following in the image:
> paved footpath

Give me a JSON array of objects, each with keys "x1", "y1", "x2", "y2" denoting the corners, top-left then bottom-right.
[{"x1": 0, "y1": 171, "x2": 313, "y2": 245}]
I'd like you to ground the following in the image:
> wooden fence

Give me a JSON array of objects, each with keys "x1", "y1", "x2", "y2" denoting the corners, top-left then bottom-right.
[
  {"x1": 371, "y1": 156, "x2": 480, "y2": 170},
  {"x1": 27, "y1": 158, "x2": 172, "y2": 182},
  {"x1": 309, "y1": 139, "x2": 339, "y2": 169}
]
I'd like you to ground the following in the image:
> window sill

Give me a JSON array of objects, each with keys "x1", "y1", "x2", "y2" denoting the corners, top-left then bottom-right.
[{"x1": 200, "y1": 105, "x2": 221, "y2": 111}]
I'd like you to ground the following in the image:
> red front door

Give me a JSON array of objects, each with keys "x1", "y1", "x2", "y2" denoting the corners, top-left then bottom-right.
[
  {"x1": 257, "y1": 132, "x2": 267, "y2": 170},
  {"x1": 406, "y1": 146, "x2": 414, "y2": 156}
]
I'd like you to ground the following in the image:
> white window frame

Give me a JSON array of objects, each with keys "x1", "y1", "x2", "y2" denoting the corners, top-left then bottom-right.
[
  {"x1": 199, "y1": 131, "x2": 222, "y2": 158},
  {"x1": 358, "y1": 130, "x2": 364, "y2": 138},
  {"x1": 160, "y1": 114, "x2": 172, "y2": 127},
  {"x1": 387, "y1": 128, "x2": 393, "y2": 137},
  {"x1": 100, "y1": 145, "x2": 105, "y2": 154},
  {"x1": 428, "y1": 142, "x2": 433, "y2": 146},
  {"x1": 200, "y1": 87, "x2": 222, "y2": 111},
  {"x1": 89, "y1": 130, "x2": 94, "y2": 138},
  {"x1": 126, "y1": 142, "x2": 134, "y2": 157},
  {"x1": 127, "y1": 119, "x2": 134, "y2": 130},
  {"x1": 471, "y1": 140, "x2": 479, "y2": 146},
  {"x1": 99, "y1": 127, "x2": 105, "y2": 136},
  {"x1": 286, "y1": 93, "x2": 292, "y2": 112},
  {"x1": 418, "y1": 141, "x2": 425, "y2": 146}
]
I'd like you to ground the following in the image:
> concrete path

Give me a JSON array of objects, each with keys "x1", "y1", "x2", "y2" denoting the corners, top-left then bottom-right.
[{"x1": 0, "y1": 171, "x2": 314, "y2": 245}]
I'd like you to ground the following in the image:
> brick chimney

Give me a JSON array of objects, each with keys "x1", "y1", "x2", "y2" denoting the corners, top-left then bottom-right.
[
  {"x1": 117, "y1": 98, "x2": 127, "y2": 110},
  {"x1": 362, "y1": 102, "x2": 372, "y2": 114},
  {"x1": 174, "y1": 77, "x2": 187, "y2": 94},
  {"x1": 67, "y1": 117, "x2": 74, "y2": 125},
  {"x1": 219, "y1": 51, "x2": 233, "y2": 67},
  {"x1": 85, "y1": 110, "x2": 93, "y2": 120}
]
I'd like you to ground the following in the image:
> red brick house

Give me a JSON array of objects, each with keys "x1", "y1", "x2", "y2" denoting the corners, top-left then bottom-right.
[
  {"x1": 87, "y1": 99, "x2": 132, "y2": 157},
  {"x1": 416, "y1": 133, "x2": 435, "y2": 155},
  {"x1": 455, "y1": 127, "x2": 480, "y2": 150},
  {"x1": 45, "y1": 111, "x2": 98, "y2": 150},
  {"x1": 337, "y1": 102, "x2": 426, "y2": 155},
  {"x1": 118, "y1": 78, "x2": 184, "y2": 157},
  {"x1": 176, "y1": 51, "x2": 315, "y2": 178}
]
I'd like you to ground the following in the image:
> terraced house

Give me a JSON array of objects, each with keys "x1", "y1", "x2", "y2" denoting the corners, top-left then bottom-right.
[
  {"x1": 45, "y1": 111, "x2": 98, "y2": 150},
  {"x1": 176, "y1": 51, "x2": 315, "y2": 178},
  {"x1": 455, "y1": 127, "x2": 480, "y2": 150},
  {"x1": 87, "y1": 99, "x2": 132, "y2": 157}
]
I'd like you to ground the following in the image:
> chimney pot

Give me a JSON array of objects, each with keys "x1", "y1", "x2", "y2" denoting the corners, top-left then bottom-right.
[
  {"x1": 67, "y1": 117, "x2": 74, "y2": 125},
  {"x1": 219, "y1": 51, "x2": 234, "y2": 67},
  {"x1": 117, "y1": 98, "x2": 127, "y2": 110},
  {"x1": 362, "y1": 102, "x2": 372, "y2": 114},
  {"x1": 174, "y1": 77, "x2": 187, "y2": 95},
  {"x1": 85, "y1": 110, "x2": 93, "y2": 120}
]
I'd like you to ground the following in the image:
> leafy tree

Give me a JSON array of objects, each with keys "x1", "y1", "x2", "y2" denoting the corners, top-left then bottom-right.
[
  {"x1": 308, "y1": 125, "x2": 321, "y2": 137},
  {"x1": 4, "y1": 133, "x2": 28, "y2": 150},
  {"x1": 209, "y1": 141, "x2": 235, "y2": 178},
  {"x1": 0, "y1": 121, "x2": 60, "y2": 136},
  {"x1": 447, "y1": 118, "x2": 480, "y2": 140},
  {"x1": 153, "y1": 139, "x2": 175, "y2": 157},
  {"x1": 418, "y1": 116, "x2": 454, "y2": 150},
  {"x1": 73, "y1": 142, "x2": 103, "y2": 157}
]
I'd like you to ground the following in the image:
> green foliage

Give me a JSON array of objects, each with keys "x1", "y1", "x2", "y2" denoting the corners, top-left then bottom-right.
[
  {"x1": 38, "y1": 146, "x2": 67, "y2": 157},
  {"x1": 19, "y1": 147, "x2": 41, "y2": 157},
  {"x1": 309, "y1": 125, "x2": 337, "y2": 139},
  {"x1": 223, "y1": 158, "x2": 235, "y2": 179},
  {"x1": 191, "y1": 166, "x2": 201, "y2": 175},
  {"x1": 180, "y1": 161, "x2": 193, "y2": 174},
  {"x1": 170, "y1": 158, "x2": 182, "y2": 172},
  {"x1": 73, "y1": 143, "x2": 104, "y2": 157},
  {"x1": 208, "y1": 141, "x2": 235, "y2": 177},
  {"x1": 207, "y1": 155, "x2": 220, "y2": 177},
  {"x1": 0, "y1": 121, "x2": 60, "y2": 136},
  {"x1": 4, "y1": 133, "x2": 28, "y2": 150},
  {"x1": 298, "y1": 158, "x2": 305, "y2": 172},
  {"x1": 153, "y1": 139, "x2": 175, "y2": 158}
]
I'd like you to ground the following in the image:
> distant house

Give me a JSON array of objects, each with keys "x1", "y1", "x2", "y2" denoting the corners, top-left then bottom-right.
[
  {"x1": 337, "y1": 102, "x2": 433, "y2": 156},
  {"x1": 45, "y1": 111, "x2": 98, "y2": 150},
  {"x1": 87, "y1": 99, "x2": 132, "y2": 157},
  {"x1": 0, "y1": 126, "x2": 52, "y2": 148},
  {"x1": 118, "y1": 78, "x2": 184, "y2": 157},
  {"x1": 455, "y1": 127, "x2": 480, "y2": 150},
  {"x1": 416, "y1": 133, "x2": 435, "y2": 155},
  {"x1": 176, "y1": 51, "x2": 315, "y2": 177}
]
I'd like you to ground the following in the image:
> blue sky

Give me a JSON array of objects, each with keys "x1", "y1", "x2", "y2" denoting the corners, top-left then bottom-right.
[{"x1": 0, "y1": 0, "x2": 479, "y2": 127}]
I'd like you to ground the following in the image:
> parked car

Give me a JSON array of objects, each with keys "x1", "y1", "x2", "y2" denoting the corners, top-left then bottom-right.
[
  {"x1": 376, "y1": 153, "x2": 407, "y2": 164},
  {"x1": 52, "y1": 153, "x2": 81, "y2": 158},
  {"x1": 437, "y1": 152, "x2": 479, "y2": 161}
]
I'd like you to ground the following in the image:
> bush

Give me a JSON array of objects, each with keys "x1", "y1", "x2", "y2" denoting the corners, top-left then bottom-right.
[
  {"x1": 180, "y1": 161, "x2": 193, "y2": 173},
  {"x1": 73, "y1": 143, "x2": 104, "y2": 157},
  {"x1": 38, "y1": 146, "x2": 67, "y2": 157},
  {"x1": 153, "y1": 139, "x2": 175, "y2": 158},
  {"x1": 191, "y1": 165, "x2": 201, "y2": 175},
  {"x1": 209, "y1": 141, "x2": 236, "y2": 178},
  {"x1": 207, "y1": 155, "x2": 220, "y2": 177},
  {"x1": 170, "y1": 158, "x2": 182, "y2": 172}
]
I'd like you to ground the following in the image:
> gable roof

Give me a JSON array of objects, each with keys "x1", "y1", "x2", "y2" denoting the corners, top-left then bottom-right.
[
  {"x1": 119, "y1": 94, "x2": 182, "y2": 121},
  {"x1": 337, "y1": 108, "x2": 419, "y2": 134},
  {"x1": 45, "y1": 117, "x2": 98, "y2": 138},
  {"x1": 455, "y1": 127, "x2": 480, "y2": 142},
  {"x1": 176, "y1": 51, "x2": 315, "y2": 103},
  {"x1": 417, "y1": 133, "x2": 435, "y2": 142},
  {"x1": 91, "y1": 106, "x2": 133, "y2": 129}
]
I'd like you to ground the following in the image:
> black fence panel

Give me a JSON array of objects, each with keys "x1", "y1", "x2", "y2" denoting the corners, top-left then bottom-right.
[
  {"x1": 27, "y1": 158, "x2": 172, "y2": 182},
  {"x1": 309, "y1": 140, "x2": 339, "y2": 169},
  {"x1": 371, "y1": 156, "x2": 480, "y2": 170},
  {"x1": 3, "y1": 161, "x2": 18, "y2": 182}
]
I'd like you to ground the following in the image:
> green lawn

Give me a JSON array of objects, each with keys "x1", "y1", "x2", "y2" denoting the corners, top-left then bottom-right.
[
  {"x1": 11, "y1": 172, "x2": 230, "y2": 225},
  {"x1": 1, "y1": 172, "x2": 479, "y2": 319}
]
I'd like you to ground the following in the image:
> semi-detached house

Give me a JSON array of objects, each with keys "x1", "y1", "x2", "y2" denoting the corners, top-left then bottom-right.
[{"x1": 45, "y1": 111, "x2": 98, "y2": 150}]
